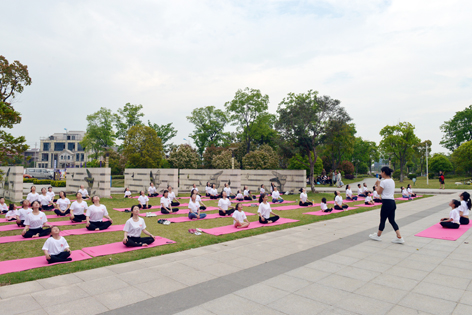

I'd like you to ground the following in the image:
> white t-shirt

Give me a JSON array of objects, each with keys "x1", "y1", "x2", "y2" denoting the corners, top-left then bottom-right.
[
  {"x1": 346, "y1": 189, "x2": 353, "y2": 198},
  {"x1": 232, "y1": 210, "x2": 247, "y2": 224},
  {"x1": 26, "y1": 192, "x2": 40, "y2": 203},
  {"x1": 188, "y1": 200, "x2": 201, "y2": 213},
  {"x1": 210, "y1": 188, "x2": 218, "y2": 196},
  {"x1": 42, "y1": 236, "x2": 69, "y2": 256},
  {"x1": 243, "y1": 190, "x2": 249, "y2": 196},
  {"x1": 335, "y1": 195, "x2": 343, "y2": 207},
  {"x1": 365, "y1": 196, "x2": 373, "y2": 203},
  {"x1": 358, "y1": 187, "x2": 364, "y2": 195},
  {"x1": 18, "y1": 208, "x2": 32, "y2": 220},
  {"x1": 449, "y1": 208, "x2": 460, "y2": 224},
  {"x1": 86, "y1": 204, "x2": 108, "y2": 222},
  {"x1": 124, "y1": 191, "x2": 131, "y2": 197},
  {"x1": 57, "y1": 198, "x2": 71, "y2": 211},
  {"x1": 0, "y1": 203, "x2": 8, "y2": 212},
  {"x1": 78, "y1": 189, "x2": 89, "y2": 197},
  {"x1": 47, "y1": 191, "x2": 55, "y2": 200},
  {"x1": 224, "y1": 187, "x2": 231, "y2": 195},
  {"x1": 373, "y1": 191, "x2": 380, "y2": 199},
  {"x1": 195, "y1": 195, "x2": 202, "y2": 203},
  {"x1": 71, "y1": 200, "x2": 88, "y2": 216},
  {"x1": 236, "y1": 193, "x2": 243, "y2": 200},
  {"x1": 272, "y1": 191, "x2": 280, "y2": 199},
  {"x1": 300, "y1": 192, "x2": 308, "y2": 202},
  {"x1": 205, "y1": 186, "x2": 211, "y2": 194},
  {"x1": 258, "y1": 202, "x2": 272, "y2": 219},
  {"x1": 407, "y1": 188, "x2": 413, "y2": 194},
  {"x1": 123, "y1": 217, "x2": 146, "y2": 237},
  {"x1": 6, "y1": 209, "x2": 19, "y2": 217},
  {"x1": 148, "y1": 186, "x2": 157, "y2": 194},
  {"x1": 460, "y1": 200, "x2": 470, "y2": 216},
  {"x1": 38, "y1": 194, "x2": 52, "y2": 206},
  {"x1": 25, "y1": 212, "x2": 47, "y2": 229},
  {"x1": 321, "y1": 203, "x2": 327, "y2": 211},
  {"x1": 380, "y1": 179, "x2": 395, "y2": 200},
  {"x1": 218, "y1": 198, "x2": 231, "y2": 210},
  {"x1": 168, "y1": 191, "x2": 176, "y2": 200},
  {"x1": 193, "y1": 187, "x2": 199, "y2": 192},
  {"x1": 161, "y1": 197, "x2": 171, "y2": 208},
  {"x1": 138, "y1": 195, "x2": 149, "y2": 205},
  {"x1": 260, "y1": 188, "x2": 265, "y2": 194},
  {"x1": 402, "y1": 189, "x2": 409, "y2": 196}
]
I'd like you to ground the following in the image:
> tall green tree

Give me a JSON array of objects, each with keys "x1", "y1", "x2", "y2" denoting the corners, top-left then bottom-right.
[
  {"x1": 123, "y1": 125, "x2": 163, "y2": 168},
  {"x1": 288, "y1": 153, "x2": 323, "y2": 176},
  {"x1": 428, "y1": 153, "x2": 453, "y2": 175},
  {"x1": 322, "y1": 122, "x2": 356, "y2": 171},
  {"x1": 352, "y1": 137, "x2": 378, "y2": 173},
  {"x1": 168, "y1": 144, "x2": 200, "y2": 169},
  {"x1": 413, "y1": 140, "x2": 432, "y2": 175},
  {"x1": 379, "y1": 122, "x2": 420, "y2": 182},
  {"x1": 147, "y1": 121, "x2": 177, "y2": 153},
  {"x1": 440, "y1": 105, "x2": 472, "y2": 151},
  {"x1": 275, "y1": 90, "x2": 351, "y2": 192},
  {"x1": 115, "y1": 103, "x2": 144, "y2": 142},
  {"x1": 186, "y1": 106, "x2": 230, "y2": 157},
  {"x1": 225, "y1": 87, "x2": 270, "y2": 154},
  {"x1": 0, "y1": 55, "x2": 31, "y2": 169},
  {"x1": 451, "y1": 140, "x2": 472, "y2": 175},
  {"x1": 81, "y1": 107, "x2": 117, "y2": 159}
]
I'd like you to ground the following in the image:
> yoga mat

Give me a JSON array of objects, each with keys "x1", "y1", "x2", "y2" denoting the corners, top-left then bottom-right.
[
  {"x1": 0, "y1": 214, "x2": 70, "y2": 224},
  {"x1": 415, "y1": 223, "x2": 472, "y2": 241},
  {"x1": 137, "y1": 207, "x2": 219, "y2": 217},
  {"x1": 304, "y1": 210, "x2": 343, "y2": 216},
  {"x1": 166, "y1": 212, "x2": 256, "y2": 223},
  {"x1": 271, "y1": 205, "x2": 304, "y2": 211},
  {"x1": 327, "y1": 200, "x2": 353, "y2": 204},
  {"x1": 82, "y1": 237, "x2": 176, "y2": 257},
  {"x1": 0, "y1": 250, "x2": 92, "y2": 276},
  {"x1": 113, "y1": 205, "x2": 163, "y2": 212},
  {"x1": 357, "y1": 203, "x2": 381, "y2": 208},
  {"x1": 201, "y1": 218, "x2": 299, "y2": 236},
  {"x1": 0, "y1": 219, "x2": 108, "y2": 232},
  {"x1": 395, "y1": 197, "x2": 413, "y2": 201}
]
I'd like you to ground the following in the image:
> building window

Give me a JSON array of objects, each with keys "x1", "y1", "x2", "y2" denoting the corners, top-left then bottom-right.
[
  {"x1": 68, "y1": 143, "x2": 75, "y2": 151},
  {"x1": 77, "y1": 143, "x2": 84, "y2": 151},
  {"x1": 81, "y1": 153, "x2": 85, "y2": 161},
  {"x1": 43, "y1": 143, "x2": 50, "y2": 151},
  {"x1": 41, "y1": 153, "x2": 49, "y2": 161},
  {"x1": 67, "y1": 156, "x2": 70, "y2": 160},
  {"x1": 54, "y1": 142, "x2": 65, "y2": 151},
  {"x1": 76, "y1": 153, "x2": 80, "y2": 161},
  {"x1": 72, "y1": 135, "x2": 76, "y2": 140}
]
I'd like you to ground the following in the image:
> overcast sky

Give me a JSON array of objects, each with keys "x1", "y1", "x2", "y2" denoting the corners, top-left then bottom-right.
[{"x1": 3, "y1": 0, "x2": 471, "y2": 154}]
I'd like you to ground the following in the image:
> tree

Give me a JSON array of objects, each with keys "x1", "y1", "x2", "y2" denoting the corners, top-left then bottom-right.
[
  {"x1": 451, "y1": 140, "x2": 472, "y2": 175},
  {"x1": 123, "y1": 125, "x2": 163, "y2": 168},
  {"x1": 187, "y1": 106, "x2": 230, "y2": 157},
  {"x1": 275, "y1": 90, "x2": 351, "y2": 192},
  {"x1": 242, "y1": 151, "x2": 271, "y2": 170},
  {"x1": 322, "y1": 122, "x2": 356, "y2": 171},
  {"x1": 440, "y1": 105, "x2": 472, "y2": 151},
  {"x1": 352, "y1": 137, "x2": 378, "y2": 174},
  {"x1": 0, "y1": 55, "x2": 31, "y2": 171},
  {"x1": 202, "y1": 145, "x2": 225, "y2": 168},
  {"x1": 413, "y1": 140, "x2": 431, "y2": 175},
  {"x1": 81, "y1": 107, "x2": 117, "y2": 160},
  {"x1": 104, "y1": 150, "x2": 126, "y2": 175},
  {"x1": 225, "y1": 88, "x2": 270, "y2": 154},
  {"x1": 115, "y1": 103, "x2": 144, "y2": 143},
  {"x1": 168, "y1": 144, "x2": 200, "y2": 169},
  {"x1": 379, "y1": 122, "x2": 420, "y2": 182},
  {"x1": 339, "y1": 160, "x2": 354, "y2": 175},
  {"x1": 212, "y1": 150, "x2": 238, "y2": 169},
  {"x1": 147, "y1": 121, "x2": 177, "y2": 153},
  {"x1": 428, "y1": 153, "x2": 453, "y2": 175},
  {"x1": 288, "y1": 153, "x2": 323, "y2": 176}
]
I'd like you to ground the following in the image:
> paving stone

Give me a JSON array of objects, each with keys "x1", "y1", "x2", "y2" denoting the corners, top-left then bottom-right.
[
  {"x1": 74, "y1": 267, "x2": 117, "y2": 282},
  {"x1": 285, "y1": 266, "x2": 331, "y2": 283},
  {"x1": 371, "y1": 273, "x2": 419, "y2": 291},
  {"x1": 355, "y1": 282, "x2": 409, "y2": 304},
  {"x1": 336, "y1": 293, "x2": 395, "y2": 315},
  {"x1": 262, "y1": 274, "x2": 312, "y2": 292},
  {"x1": 0, "y1": 294, "x2": 43, "y2": 315},
  {"x1": 317, "y1": 274, "x2": 367, "y2": 292},
  {"x1": 94, "y1": 286, "x2": 151, "y2": 310},
  {"x1": 43, "y1": 296, "x2": 108, "y2": 315},
  {"x1": 201, "y1": 293, "x2": 285, "y2": 315},
  {"x1": 234, "y1": 283, "x2": 290, "y2": 305},
  {"x1": 104, "y1": 261, "x2": 148, "y2": 274},
  {"x1": 336, "y1": 266, "x2": 381, "y2": 282},
  {"x1": 0, "y1": 281, "x2": 45, "y2": 299},
  {"x1": 77, "y1": 275, "x2": 129, "y2": 296},
  {"x1": 399, "y1": 292, "x2": 457, "y2": 315},
  {"x1": 453, "y1": 303, "x2": 472, "y2": 315},
  {"x1": 31, "y1": 284, "x2": 89, "y2": 307},
  {"x1": 423, "y1": 272, "x2": 471, "y2": 290},
  {"x1": 295, "y1": 282, "x2": 350, "y2": 305},
  {"x1": 138, "y1": 275, "x2": 187, "y2": 297},
  {"x1": 459, "y1": 291, "x2": 472, "y2": 305},
  {"x1": 413, "y1": 281, "x2": 464, "y2": 302},
  {"x1": 267, "y1": 293, "x2": 330, "y2": 315},
  {"x1": 116, "y1": 268, "x2": 162, "y2": 285},
  {"x1": 383, "y1": 265, "x2": 429, "y2": 281},
  {"x1": 167, "y1": 268, "x2": 218, "y2": 286},
  {"x1": 36, "y1": 274, "x2": 83, "y2": 290},
  {"x1": 387, "y1": 305, "x2": 433, "y2": 315}
]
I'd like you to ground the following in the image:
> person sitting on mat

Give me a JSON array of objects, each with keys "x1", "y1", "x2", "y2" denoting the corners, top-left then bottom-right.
[
  {"x1": 320, "y1": 198, "x2": 333, "y2": 213},
  {"x1": 192, "y1": 184, "x2": 199, "y2": 195},
  {"x1": 357, "y1": 184, "x2": 366, "y2": 197},
  {"x1": 167, "y1": 186, "x2": 180, "y2": 206},
  {"x1": 364, "y1": 192, "x2": 375, "y2": 205},
  {"x1": 54, "y1": 191, "x2": 71, "y2": 216},
  {"x1": 372, "y1": 187, "x2": 382, "y2": 203},
  {"x1": 260, "y1": 184, "x2": 266, "y2": 195},
  {"x1": 22, "y1": 201, "x2": 51, "y2": 238},
  {"x1": 209, "y1": 184, "x2": 220, "y2": 200},
  {"x1": 148, "y1": 183, "x2": 158, "y2": 197},
  {"x1": 43, "y1": 226, "x2": 72, "y2": 263},
  {"x1": 401, "y1": 187, "x2": 412, "y2": 200},
  {"x1": 334, "y1": 191, "x2": 349, "y2": 210},
  {"x1": 243, "y1": 186, "x2": 253, "y2": 201},
  {"x1": 5, "y1": 204, "x2": 19, "y2": 221},
  {"x1": 218, "y1": 191, "x2": 235, "y2": 216},
  {"x1": 78, "y1": 185, "x2": 90, "y2": 200},
  {"x1": 205, "y1": 182, "x2": 212, "y2": 197},
  {"x1": 188, "y1": 194, "x2": 207, "y2": 220},
  {"x1": 85, "y1": 196, "x2": 113, "y2": 231},
  {"x1": 17, "y1": 200, "x2": 32, "y2": 227},
  {"x1": 137, "y1": 191, "x2": 152, "y2": 209},
  {"x1": 223, "y1": 183, "x2": 235, "y2": 199},
  {"x1": 258, "y1": 193, "x2": 280, "y2": 224},
  {"x1": 406, "y1": 184, "x2": 416, "y2": 198},
  {"x1": 123, "y1": 205, "x2": 155, "y2": 247},
  {"x1": 345, "y1": 185, "x2": 357, "y2": 201},
  {"x1": 363, "y1": 183, "x2": 372, "y2": 195},
  {"x1": 70, "y1": 192, "x2": 88, "y2": 223},
  {"x1": 191, "y1": 189, "x2": 208, "y2": 210},
  {"x1": 26, "y1": 185, "x2": 40, "y2": 204},
  {"x1": 233, "y1": 203, "x2": 250, "y2": 228},
  {"x1": 440, "y1": 200, "x2": 461, "y2": 229},
  {"x1": 459, "y1": 192, "x2": 471, "y2": 225},
  {"x1": 39, "y1": 187, "x2": 54, "y2": 211},
  {"x1": 124, "y1": 187, "x2": 131, "y2": 198},
  {"x1": 299, "y1": 188, "x2": 313, "y2": 206},
  {"x1": 47, "y1": 186, "x2": 57, "y2": 203},
  {"x1": 236, "y1": 190, "x2": 244, "y2": 201},
  {"x1": 161, "y1": 190, "x2": 179, "y2": 214},
  {"x1": 0, "y1": 197, "x2": 8, "y2": 213},
  {"x1": 271, "y1": 186, "x2": 284, "y2": 203}
]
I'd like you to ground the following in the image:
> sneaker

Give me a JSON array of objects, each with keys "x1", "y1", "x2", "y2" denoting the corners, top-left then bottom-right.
[
  {"x1": 196, "y1": 228, "x2": 202, "y2": 233},
  {"x1": 391, "y1": 237, "x2": 405, "y2": 244},
  {"x1": 163, "y1": 220, "x2": 171, "y2": 225},
  {"x1": 369, "y1": 233, "x2": 382, "y2": 241},
  {"x1": 194, "y1": 231, "x2": 202, "y2": 236}
]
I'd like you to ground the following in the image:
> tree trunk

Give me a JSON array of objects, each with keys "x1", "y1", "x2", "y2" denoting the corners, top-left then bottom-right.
[
  {"x1": 309, "y1": 149, "x2": 316, "y2": 193},
  {"x1": 400, "y1": 159, "x2": 404, "y2": 182}
]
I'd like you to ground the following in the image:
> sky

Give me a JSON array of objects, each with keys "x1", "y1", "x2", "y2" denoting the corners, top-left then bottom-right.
[{"x1": 2, "y1": 0, "x2": 471, "y2": 154}]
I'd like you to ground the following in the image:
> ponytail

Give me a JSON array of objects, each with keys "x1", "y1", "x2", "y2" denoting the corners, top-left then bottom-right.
[
  {"x1": 333, "y1": 192, "x2": 337, "y2": 200},
  {"x1": 462, "y1": 192, "x2": 471, "y2": 210},
  {"x1": 259, "y1": 193, "x2": 266, "y2": 203},
  {"x1": 381, "y1": 166, "x2": 393, "y2": 176},
  {"x1": 452, "y1": 199, "x2": 461, "y2": 209}
]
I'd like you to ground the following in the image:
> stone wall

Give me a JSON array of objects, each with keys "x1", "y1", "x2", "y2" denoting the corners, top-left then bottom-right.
[
  {"x1": 66, "y1": 168, "x2": 111, "y2": 198},
  {"x1": 240, "y1": 170, "x2": 306, "y2": 194},
  {"x1": 124, "y1": 169, "x2": 178, "y2": 195},
  {"x1": 179, "y1": 169, "x2": 241, "y2": 195},
  {"x1": 0, "y1": 166, "x2": 24, "y2": 202}
]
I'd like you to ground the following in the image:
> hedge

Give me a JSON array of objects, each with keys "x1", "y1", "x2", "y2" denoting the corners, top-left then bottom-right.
[
  {"x1": 23, "y1": 178, "x2": 35, "y2": 183},
  {"x1": 33, "y1": 179, "x2": 51, "y2": 185},
  {"x1": 111, "y1": 175, "x2": 124, "y2": 179},
  {"x1": 50, "y1": 180, "x2": 66, "y2": 187}
]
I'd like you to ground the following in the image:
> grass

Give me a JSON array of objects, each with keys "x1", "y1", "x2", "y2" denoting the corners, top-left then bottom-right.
[
  {"x1": 395, "y1": 176, "x2": 472, "y2": 190},
  {"x1": 111, "y1": 179, "x2": 124, "y2": 187},
  {"x1": 308, "y1": 174, "x2": 374, "y2": 188},
  {"x1": 0, "y1": 192, "x2": 428, "y2": 286}
]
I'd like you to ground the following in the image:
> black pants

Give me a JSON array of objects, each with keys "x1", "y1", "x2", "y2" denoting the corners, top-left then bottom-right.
[
  {"x1": 236, "y1": 198, "x2": 244, "y2": 201},
  {"x1": 346, "y1": 196, "x2": 358, "y2": 201},
  {"x1": 259, "y1": 216, "x2": 279, "y2": 224},
  {"x1": 71, "y1": 214, "x2": 86, "y2": 222},
  {"x1": 171, "y1": 201, "x2": 180, "y2": 206},
  {"x1": 47, "y1": 251, "x2": 71, "y2": 264},
  {"x1": 41, "y1": 204, "x2": 54, "y2": 210},
  {"x1": 1, "y1": 210, "x2": 7, "y2": 214},
  {"x1": 374, "y1": 198, "x2": 382, "y2": 203},
  {"x1": 7, "y1": 217, "x2": 16, "y2": 221},
  {"x1": 210, "y1": 195, "x2": 220, "y2": 200},
  {"x1": 87, "y1": 221, "x2": 112, "y2": 231},
  {"x1": 244, "y1": 196, "x2": 252, "y2": 201},
  {"x1": 54, "y1": 209, "x2": 70, "y2": 216},
  {"x1": 460, "y1": 217, "x2": 469, "y2": 225},
  {"x1": 365, "y1": 202, "x2": 373, "y2": 205},
  {"x1": 358, "y1": 194, "x2": 366, "y2": 197},
  {"x1": 322, "y1": 208, "x2": 333, "y2": 213},
  {"x1": 219, "y1": 208, "x2": 235, "y2": 216},
  {"x1": 148, "y1": 193, "x2": 158, "y2": 197},
  {"x1": 23, "y1": 227, "x2": 51, "y2": 238},
  {"x1": 440, "y1": 221, "x2": 460, "y2": 229},
  {"x1": 199, "y1": 206, "x2": 206, "y2": 211},
  {"x1": 206, "y1": 193, "x2": 210, "y2": 197},
  {"x1": 379, "y1": 199, "x2": 399, "y2": 231},
  {"x1": 17, "y1": 220, "x2": 25, "y2": 227},
  {"x1": 334, "y1": 205, "x2": 348, "y2": 210},
  {"x1": 229, "y1": 195, "x2": 235, "y2": 199},
  {"x1": 299, "y1": 201, "x2": 313, "y2": 207},
  {"x1": 161, "y1": 207, "x2": 179, "y2": 214},
  {"x1": 125, "y1": 236, "x2": 155, "y2": 247},
  {"x1": 138, "y1": 204, "x2": 152, "y2": 209}
]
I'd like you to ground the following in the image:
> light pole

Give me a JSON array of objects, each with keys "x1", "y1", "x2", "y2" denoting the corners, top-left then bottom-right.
[{"x1": 426, "y1": 142, "x2": 429, "y2": 185}]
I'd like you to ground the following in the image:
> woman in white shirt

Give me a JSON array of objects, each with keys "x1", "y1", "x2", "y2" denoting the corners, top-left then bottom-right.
[
  {"x1": 333, "y1": 191, "x2": 348, "y2": 210},
  {"x1": 208, "y1": 184, "x2": 219, "y2": 200},
  {"x1": 124, "y1": 188, "x2": 131, "y2": 198},
  {"x1": 369, "y1": 167, "x2": 404, "y2": 244},
  {"x1": 78, "y1": 185, "x2": 90, "y2": 200},
  {"x1": 168, "y1": 186, "x2": 180, "y2": 206},
  {"x1": 320, "y1": 198, "x2": 333, "y2": 213},
  {"x1": 22, "y1": 201, "x2": 51, "y2": 238},
  {"x1": 223, "y1": 183, "x2": 235, "y2": 199},
  {"x1": 440, "y1": 200, "x2": 461, "y2": 229},
  {"x1": 233, "y1": 203, "x2": 250, "y2": 228},
  {"x1": 26, "y1": 185, "x2": 40, "y2": 204},
  {"x1": 123, "y1": 205, "x2": 155, "y2": 247},
  {"x1": 271, "y1": 187, "x2": 284, "y2": 203},
  {"x1": 85, "y1": 196, "x2": 113, "y2": 231},
  {"x1": 299, "y1": 188, "x2": 313, "y2": 206},
  {"x1": 218, "y1": 191, "x2": 235, "y2": 216},
  {"x1": 148, "y1": 183, "x2": 158, "y2": 197},
  {"x1": 39, "y1": 187, "x2": 54, "y2": 211},
  {"x1": 236, "y1": 190, "x2": 244, "y2": 201},
  {"x1": 364, "y1": 192, "x2": 375, "y2": 205},
  {"x1": 406, "y1": 184, "x2": 416, "y2": 198},
  {"x1": 372, "y1": 187, "x2": 382, "y2": 203},
  {"x1": 363, "y1": 183, "x2": 372, "y2": 195},
  {"x1": 0, "y1": 197, "x2": 8, "y2": 214},
  {"x1": 47, "y1": 186, "x2": 57, "y2": 203},
  {"x1": 160, "y1": 190, "x2": 179, "y2": 214},
  {"x1": 205, "y1": 182, "x2": 211, "y2": 197},
  {"x1": 188, "y1": 194, "x2": 207, "y2": 220},
  {"x1": 459, "y1": 192, "x2": 471, "y2": 225},
  {"x1": 137, "y1": 191, "x2": 152, "y2": 209},
  {"x1": 54, "y1": 191, "x2": 71, "y2": 216},
  {"x1": 70, "y1": 192, "x2": 88, "y2": 222},
  {"x1": 345, "y1": 185, "x2": 358, "y2": 201},
  {"x1": 357, "y1": 184, "x2": 365, "y2": 197},
  {"x1": 16, "y1": 200, "x2": 32, "y2": 227},
  {"x1": 243, "y1": 186, "x2": 253, "y2": 201},
  {"x1": 260, "y1": 184, "x2": 266, "y2": 195},
  {"x1": 43, "y1": 226, "x2": 72, "y2": 263},
  {"x1": 5, "y1": 204, "x2": 19, "y2": 221},
  {"x1": 192, "y1": 184, "x2": 199, "y2": 196},
  {"x1": 401, "y1": 187, "x2": 412, "y2": 200},
  {"x1": 191, "y1": 189, "x2": 208, "y2": 210},
  {"x1": 257, "y1": 193, "x2": 279, "y2": 224}
]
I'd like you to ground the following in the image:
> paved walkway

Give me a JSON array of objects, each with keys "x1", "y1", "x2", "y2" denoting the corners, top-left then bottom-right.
[{"x1": 1, "y1": 193, "x2": 472, "y2": 315}]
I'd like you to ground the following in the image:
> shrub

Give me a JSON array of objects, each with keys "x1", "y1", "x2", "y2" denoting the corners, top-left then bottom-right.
[
  {"x1": 23, "y1": 178, "x2": 34, "y2": 183},
  {"x1": 339, "y1": 160, "x2": 354, "y2": 175},
  {"x1": 407, "y1": 173, "x2": 417, "y2": 180},
  {"x1": 168, "y1": 144, "x2": 200, "y2": 169},
  {"x1": 357, "y1": 163, "x2": 368, "y2": 174},
  {"x1": 33, "y1": 179, "x2": 51, "y2": 185},
  {"x1": 345, "y1": 174, "x2": 355, "y2": 180},
  {"x1": 50, "y1": 180, "x2": 66, "y2": 187},
  {"x1": 111, "y1": 175, "x2": 124, "y2": 179},
  {"x1": 392, "y1": 169, "x2": 401, "y2": 180},
  {"x1": 212, "y1": 150, "x2": 238, "y2": 169}
]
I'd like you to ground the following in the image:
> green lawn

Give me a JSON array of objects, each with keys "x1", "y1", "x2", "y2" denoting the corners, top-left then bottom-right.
[
  {"x1": 308, "y1": 175, "x2": 374, "y2": 188},
  {"x1": 395, "y1": 176, "x2": 471, "y2": 190},
  {"x1": 111, "y1": 178, "x2": 124, "y2": 187},
  {"x1": 0, "y1": 192, "x2": 427, "y2": 286}
]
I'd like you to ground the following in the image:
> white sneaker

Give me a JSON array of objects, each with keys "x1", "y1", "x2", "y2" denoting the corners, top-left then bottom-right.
[
  {"x1": 196, "y1": 228, "x2": 202, "y2": 233},
  {"x1": 369, "y1": 233, "x2": 382, "y2": 241},
  {"x1": 391, "y1": 237, "x2": 405, "y2": 244}
]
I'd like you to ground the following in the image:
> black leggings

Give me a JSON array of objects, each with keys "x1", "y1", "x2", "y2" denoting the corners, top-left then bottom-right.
[
  {"x1": 17, "y1": 220, "x2": 25, "y2": 227},
  {"x1": 125, "y1": 236, "x2": 155, "y2": 247},
  {"x1": 161, "y1": 207, "x2": 179, "y2": 214},
  {"x1": 138, "y1": 204, "x2": 152, "y2": 209},
  {"x1": 334, "y1": 205, "x2": 348, "y2": 210},
  {"x1": 379, "y1": 199, "x2": 399, "y2": 231},
  {"x1": 41, "y1": 204, "x2": 54, "y2": 210},
  {"x1": 210, "y1": 195, "x2": 220, "y2": 200},
  {"x1": 299, "y1": 201, "x2": 313, "y2": 207},
  {"x1": 440, "y1": 221, "x2": 460, "y2": 229},
  {"x1": 346, "y1": 196, "x2": 358, "y2": 201},
  {"x1": 148, "y1": 193, "x2": 158, "y2": 197},
  {"x1": 374, "y1": 198, "x2": 382, "y2": 203},
  {"x1": 23, "y1": 227, "x2": 51, "y2": 238},
  {"x1": 87, "y1": 221, "x2": 112, "y2": 231},
  {"x1": 54, "y1": 209, "x2": 70, "y2": 216},
  {"x1": 460, "y1": 217, "x2": 469, "y2": 225},
  {"x1": 259, "y1": 216, "x2": 279, "y2": 224},
  {"x1": 244, "y1": 196, "x2": 252, "y2": 201},
  {"x1": 47, "y1": 251, "x2": 71, "y2": 264},
  {"x1": 219, "y1": 209, "x2": 235, "y2": 216},
  {"x1": 71, "y1": 214, "x2": 86, "y2": 222},
  {"x1": 322, "y1": 208, "x2": 333, "y2": 213},
  {"x1": 171, "y1": 201, "x2": 180, "y2": 207}
]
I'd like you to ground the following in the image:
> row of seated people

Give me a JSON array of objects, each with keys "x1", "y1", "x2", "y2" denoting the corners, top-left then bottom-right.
[{"x1": 440, "y1": 192, "x2": 471, "y2": 229}]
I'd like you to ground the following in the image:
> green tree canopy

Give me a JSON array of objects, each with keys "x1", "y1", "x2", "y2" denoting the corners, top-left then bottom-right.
[
  {"x1": 288, "y1": 153, "x2": 323, "y2": 176},
  {"x1": 147, "y1": 121, "x2": 177, "y2": 154},
  {"x1": 451, "y1": 140, "x2": 472, "y2": 175},
  {"x1": 212, "y1": 150, "x2": 238, "y2": 169},
  {"x1": 115, "y1": 103, "x2": 144, "y2": 143},
  {"x1": 202, "y1": 145, "x2": 225, "y2": 169},
  {"x1": 103, "y1": 149, "x2": 126, "y2": 175},
  {"x1": 242, "y1": 144, "x2": 278, "y2": 170},
  {"x1": 81, "y1": 107, "x2": 117, "y2": 160},
  {"x1": 440, "y1": 105, "x2": 472, "y2": 151},
  {"x1": 428, "y1": 153, "x2": 453, "y2": 175},
  {"x1": 168, "y1": 144, "x2": 200, "y2": 169},
  {"x1": 123, "y1": 125, "x2": 163, "y2": 168},
  {"x1": 413, "y1": 140, "x2": 432, "y2": 175},
  {"x1": 322, "y1": 122, "x2": 356, "y2": 171},
  {"x1": 352, "y1": 137, "x2": 378, "y2": 173}
]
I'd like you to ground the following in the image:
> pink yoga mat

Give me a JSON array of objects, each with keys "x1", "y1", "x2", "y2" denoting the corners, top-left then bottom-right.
[
  {"x1": 0, "y1": 250, "x2": 92, "y2": 276},
  {"x1": 0, "y1": 214, "x2": 71, "y2": 224},
  {"x1": 166, "y1": 212, "x2": 256, "y2": 223},
  {"x1": 304, "y1": 210, "x2": 343, "y2": 216},
  {"x1": 327, "y1": 200, "x2": 353, "y2": 204},
  {"x1": 113, "y1": 203, "x2": 189, "y2": 212},
  {"x1": 271, "y1": 205, "x2": 304, "y2": 211},
  {"x1": 0, "y1": 219, "x2": 94, "y2": 232},
  {"x1": 81, "y1": 237, "x2": 176, "y2": 257},
  {"x1": 201, "y1": 218, "x2": 299, "y2": 236},
  {"x1": 137, "y1": 207, "x2": 219, "y2": 217},
  {"x1": 395, "y1": 197, "x2": 413, "y2": 201},
  {"x1": 415, "y1": 223, "x2": 472, "y2": 241},
  {"x1": 357, "y1": 203, "x2": 381, "y2": 208}
]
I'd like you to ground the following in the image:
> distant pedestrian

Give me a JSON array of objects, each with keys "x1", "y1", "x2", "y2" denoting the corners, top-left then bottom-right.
[{"x1": 439, "y1": 171, "x2": 445, "y2": 190}]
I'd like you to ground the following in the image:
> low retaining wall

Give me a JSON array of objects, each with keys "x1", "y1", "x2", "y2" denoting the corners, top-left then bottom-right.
[
  {"x1": 241, "y1": 170, "x2": 306, "y2": 194},
  {"x1": 124, "y1": 169, "x2": 179, "y2": 195},
  {"x1": 66, "y1": 168, "x2": 111, "y2": 198},
  {"x1": 179, "y1": 169, "x2": 241, "y2": 194},
  {"x1": 0, "y1": 166, "x2": 24, "y2": 202}
]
